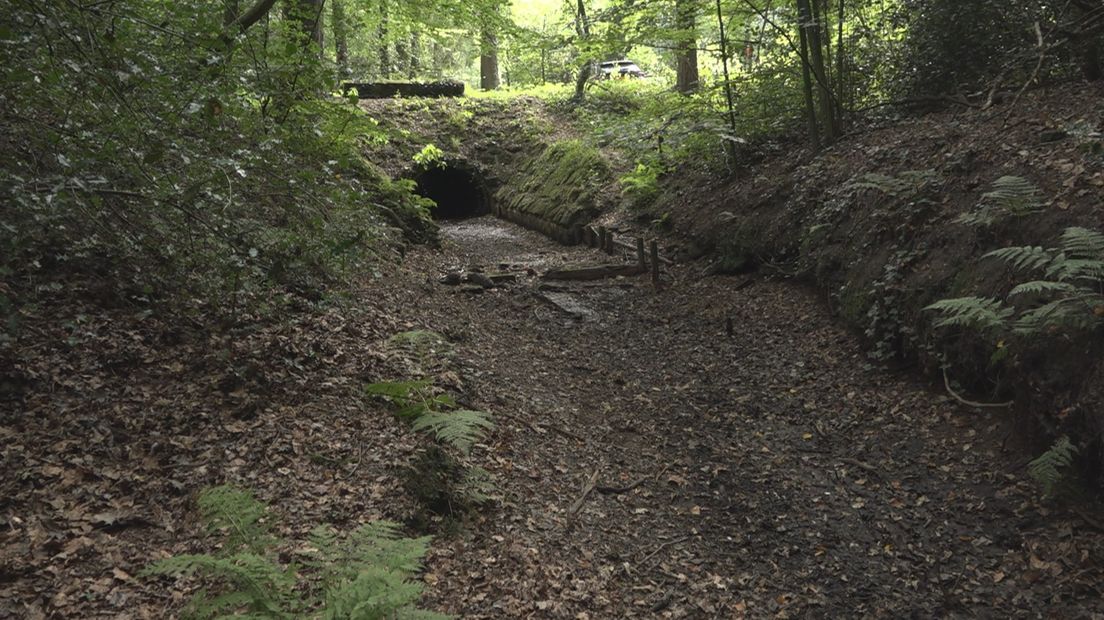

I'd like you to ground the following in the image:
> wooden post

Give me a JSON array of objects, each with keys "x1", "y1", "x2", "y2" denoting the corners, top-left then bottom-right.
[
  {"x1": 650, "y1": 240, "x2": 660, "y2": 287},
  {"x1": 597, "y1": 226, "x2": 607, "y2": 252},
  {"x1": 605, "y1": 230, "x2": 615, "y2": 254},
  {"x1": 636, "y1": 237, "x2": 646, "y2": 272}
]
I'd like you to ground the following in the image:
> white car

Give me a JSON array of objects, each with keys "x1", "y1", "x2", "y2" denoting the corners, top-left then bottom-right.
[{"x1": 596, "y1": 59, "x2": 646, "y2": 79}]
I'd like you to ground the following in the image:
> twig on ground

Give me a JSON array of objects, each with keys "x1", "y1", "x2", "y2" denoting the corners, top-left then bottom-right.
[
  {"x1": 943, "y1": 367, "x2": 1014, "y2": 409},
  {"x1": 840, "y1": 457, "x2": 883, "y2": 480},
  {"x1": 569, "y1": 469, "x2": 601, "y2": 515},
  {"x1": 636, "y1": 535, "x2": 693, "y2": 568}
]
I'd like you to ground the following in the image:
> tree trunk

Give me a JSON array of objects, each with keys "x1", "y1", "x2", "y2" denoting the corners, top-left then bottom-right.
[
  {"x1": 395, "y1": 34, "x2": 409, "y2": 78},
  {"x1": 572, "y1": 0, "x2": 592, "y2": 102},
  {"x1": 286, "y1": 0, "x2": 324, "y2": 53},
  {"x1": 409, "y1": 32, "x2": 421, "y2": 79},
  {"x1": 796, "y1": 3, "x2": 821, "y2": 151},
  {"x1": 715, "y1": 0, "x2": 737, "y2": 160},
  {"x1": 796, "y1": 0, "x2": 836, "y2": 142},
  {"x1": 378, "y1": 0, "x2": 390, "y2": 78},
  {"x1": 675, "y1": 0, "x2": 700, "y2": 94},
  {"x1": 333, "y1": 0, "x2": 349, "y2": 75},
  {"x1": 480, "y1": 27, "x2": 500, "y2": 90}
]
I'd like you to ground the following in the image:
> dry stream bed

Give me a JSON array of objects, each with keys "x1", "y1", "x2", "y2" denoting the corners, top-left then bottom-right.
[{"x1": 402, "y1": 216, "x2": 1104, "y2": 618}]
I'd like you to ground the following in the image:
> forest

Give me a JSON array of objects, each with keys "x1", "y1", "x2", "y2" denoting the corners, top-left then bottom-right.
[{"x1": 3, "y1": 0, "x2": 1104, "y2": 617}]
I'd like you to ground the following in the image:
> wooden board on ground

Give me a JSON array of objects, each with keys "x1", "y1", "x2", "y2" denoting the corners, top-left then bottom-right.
[{"x1": 540, "y1": 264, "x2": 645, "y2": 281}]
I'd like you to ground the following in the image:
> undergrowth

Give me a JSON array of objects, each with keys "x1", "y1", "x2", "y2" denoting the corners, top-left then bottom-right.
[
  {"x1": 1, "y1": 2, "x2": 433, "y2": 333},
  {"x1": 144, "y1": 485, "x2": 448, "y2": 619}
]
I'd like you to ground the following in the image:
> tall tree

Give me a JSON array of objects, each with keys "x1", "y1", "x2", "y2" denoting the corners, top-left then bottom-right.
[
  {"x1": 332, "y1": 0, "x2": 350, "y2": 75},
  {"x1": 378, "y1": 0, "x2": 391, "y2": 78},
  {"x1": 286, "y1": 0, "x2": 325, "y2": 52},
  {"x1": 572, "y1": 0, "x2": 593, "y2": 102},
  {"x1": 481, "y1": 25, "x2": 501, "y2": 90},
  {"x1": 675, "y1": 0, "x2": 700, "y2": 93},
  {"x1": 796, "y1": 0, "x2": 836, "y2": 143}
]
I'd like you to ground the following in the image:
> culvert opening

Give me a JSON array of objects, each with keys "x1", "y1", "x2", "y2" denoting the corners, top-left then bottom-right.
[{"x1": 414, "y1": 164, "x2": 491, "y2": 220}]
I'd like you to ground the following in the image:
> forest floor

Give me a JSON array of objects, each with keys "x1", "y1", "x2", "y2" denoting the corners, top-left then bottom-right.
[
  {"x1": 4, "y1": 214, "x2": 1104, "y2": 618},
  {"x1": 401, "y1": 217, "x2": 1104, "y2": 618}
]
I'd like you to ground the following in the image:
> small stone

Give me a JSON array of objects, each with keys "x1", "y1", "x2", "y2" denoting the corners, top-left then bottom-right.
[{"x1": 439, "y1": 272, "x2": 462, "y2": 285}]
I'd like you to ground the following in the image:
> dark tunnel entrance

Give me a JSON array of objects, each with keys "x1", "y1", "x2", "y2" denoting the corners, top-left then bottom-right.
[{"x1": 413, "y1": 164, "x2": 491, "y2": 220}]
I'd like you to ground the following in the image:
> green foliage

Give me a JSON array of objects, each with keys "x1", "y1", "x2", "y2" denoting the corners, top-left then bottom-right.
[
  {"x1": 411, "y1": 410, "x2": 495, "y2": 455},
  {"x1": 620, "y1": 160, "x2": 665, "y2": 210},
  {"x1": 1028, "y1": 436, "x2": 1078, "y2": 497},
  {"x1": 197, "y1": 486, "x2": 275, "y2": 554},
  {"x1": 367, "y1": 371, "x2": 496, "y2": 516},
  {"x1": 925, "y1": 297, "x2": 1016, "y2": 332},
  {"x1": 900, "y1": 1, "x2": 1035, "y2": 95},
  {"x1": 144, "y1": 487, "x2": 446, "y2": 619},
  {"x1": 928, "y1": 227, "x2": 1104, "y2": 336},
  {"x1": 366, "y1": 379, "x2": 492, "y2": 454},
  {"x1": 413, "y1": 144, "x2": 447, "y2": 169},
  {"x1": 957, "y1": 176, "x2": 1044, "y2": 226},
  {"x1": 2, "y1": 1, "x2": 433, "y2": 324}
]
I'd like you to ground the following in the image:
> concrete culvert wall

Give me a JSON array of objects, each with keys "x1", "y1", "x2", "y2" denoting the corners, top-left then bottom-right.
[{"x1": 414, "y1": 164, "x2": 491, "y2": 220}]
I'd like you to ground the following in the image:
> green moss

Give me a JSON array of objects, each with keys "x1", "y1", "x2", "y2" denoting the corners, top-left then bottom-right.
[{"x1": 497, "y1": 140, "x2": 609, "y2": 229}]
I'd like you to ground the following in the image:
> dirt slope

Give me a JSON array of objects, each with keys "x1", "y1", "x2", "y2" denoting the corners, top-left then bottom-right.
[{"x1": 649, "y1": 82, "x2": 1104, "y2": 484}]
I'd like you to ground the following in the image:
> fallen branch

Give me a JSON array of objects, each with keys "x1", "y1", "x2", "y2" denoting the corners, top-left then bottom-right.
[
  {"x1": 943, "y1": 367, "x2": 1014, "y2": 409},
  {"x1": 636, "y1": 535, "x2": 693, "y2": 567},
  {"x1": 596, "y1": 466, "x2": 668, "y2": 495},
  {"x1": 569, "y1": 469, "x2": 601, "y2": 515}
]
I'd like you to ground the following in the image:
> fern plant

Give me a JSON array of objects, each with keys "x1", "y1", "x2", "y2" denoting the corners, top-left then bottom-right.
[
  {"x1": 957, "y1": 175, "x2": 1043, "y2": 226},
  {"x1": 411, "y1": 410, "x2": 495, "y2": 455},
  {"x1": 926, "y1": 226, "x2": 1104, "y2": 335},
  {"x1": 366, "y1": 378, "x2": 496, "y2": 511},
  {"x1": 1028, "y1": 436, "x2": 1078, "y2": 496},
  {"x1": 851, "y1": 169, "x2": 940, "y2": 200},
  {"x1": 144, "y1": 486, "x2": 448, "y2": 620},
  {"x1": 366, "y1": 380, "x2": 493, "y2": 454}
]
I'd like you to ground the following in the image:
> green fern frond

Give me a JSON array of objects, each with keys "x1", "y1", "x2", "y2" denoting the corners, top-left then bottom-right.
[
  {"x1": 1060, "y1": 226, "x2": 1104, "y2": 259},
  {"x1": 196, "y1": 486, "x2": 273, "y2": 553},
  {"x1": 1008, "y1": 280, "x2": 1080, "y2": 297},
  {"x1": 143, "y1": 553, "x2": 295, "y2": 618},
  {"x1": 984, "y1": 245, "x2": 1055, "y2": 272},
  {"x1": 322, "y1": 567, "x2": 428, "y2": 620},
  {"x1": 1013, "y1": 296, "x2": 1103, "y2": 333},
  {"x1": 924, "y1": 297, "x2": 1013, "y2": 331},
  {"x1": 457, "y1": 466, "x2": 496, "y2": 505},
  {"x1": 146, "y1": 487, "x2": 450, "y2": 620},
  {"x1": 981, "y1": 175, "x2": 1043, "y2": 213},
  {"x1": 1028, "y1": 436, "x2": 1078, "y2": 496},
  {"x1": 1045, "y1": 257, "x2": 1104, "y2": 282},
  {"x1": 411, "y1": 410, "x2": 494, "y2": 454}
]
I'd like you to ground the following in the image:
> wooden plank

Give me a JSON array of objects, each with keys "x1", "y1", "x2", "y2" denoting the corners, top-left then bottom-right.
[{"x1": 541, "y1": 264, "x2": 645, "y2": 281}]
